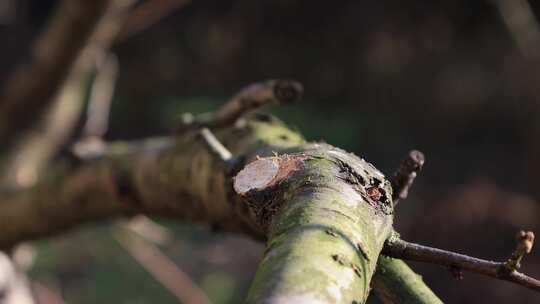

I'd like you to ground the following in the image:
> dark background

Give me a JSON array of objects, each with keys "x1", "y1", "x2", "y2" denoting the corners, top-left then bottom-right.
[{"x1": 2, "y1": 0, "x2": 540, "y2": 303}]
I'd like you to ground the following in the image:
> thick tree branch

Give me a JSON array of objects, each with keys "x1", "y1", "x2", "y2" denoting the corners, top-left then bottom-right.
[
  {"x1": 0, "y1": 113, "x2": 423, "y2": 303},
  {"x1": 382, "y1": 234, "x2": 540, "y2": 292},
  {"x1": 0, "y1": 77, "x2": 441, "y2": 302},
  {"x1": 0, "y1": 114, "x2": 312, "y2": 249},
  {"x1": 236, "y1": 149, "x2": 394, "y2": 303}
]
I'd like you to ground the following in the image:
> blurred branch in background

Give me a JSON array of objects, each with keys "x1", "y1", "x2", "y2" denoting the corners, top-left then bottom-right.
[
  {"x1": 113, "y1": 224, "x2": 211, "y2": 304},
  {"x1": 119, "y1": 0, "x2": 192, "y2": 40},
  {"x1": 0, "y1": 1, "x2": 128, "y2": 303},
  {"x1": 0, "y1": 252, "x2": 34, "y2": 304},
  {"x1": 1, "y1": 0, "x2": 135, "y2": 189},
  {"x1": 493, "y1": 0, "x2": 540, "y2": 58},
  {"x1": 0, "y1": 0, "x2": 110, "y2": 148},
  {"x1": 71, "y1": 53, "x2": 119, "y2": 160},
  {"x1": 82, "y1": 55, "x2": 119, "y2": 140},
  {"x1": 31, "y1": 282, "x2": 65, "y2": 304}
]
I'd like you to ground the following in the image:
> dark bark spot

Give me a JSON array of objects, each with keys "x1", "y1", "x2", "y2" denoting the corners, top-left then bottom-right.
[
  {"x1": 366, "y1": 186, "x2": 383, "y2": 201},
  {"x1": 357, "y1": 243, "x2": 371, "y2": 262},
  {"x1": 326, "y1": 229, "x2": 338, "y2": 237},
  {"x1": 351, "y1": 263, "x2": 363, "y2": 278},
  {"x1": 332, "y1": 254, "x2": 348, "y2": 265},
  {"x1": 113, "y1": 167, "x2": 142, "y2": 208},
  {"x1": 252, "y1": 112, "x2": 274, "y2": 122},
  {"x1": 273, "y1": 80, "x2": 303, "y2": 104},
  {"x1": 211, "y1": 222, "x2": 223, "y2": 233}
]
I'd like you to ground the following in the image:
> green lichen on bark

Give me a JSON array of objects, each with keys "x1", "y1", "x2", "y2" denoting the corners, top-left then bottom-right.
[
  {"x1": 0, "y1": 113, "x2": 439, "y2": 303},
  {"x1": 373, "y1": 256, "x2": 443, "y2": 304},
  {"x1": 240, "y1": 147, "x2": 394, "y2": 303}
]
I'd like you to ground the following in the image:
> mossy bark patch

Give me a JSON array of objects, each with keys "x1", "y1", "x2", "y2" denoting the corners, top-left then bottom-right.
[{"x1": 242, "y1": 147, "x2": 394, "y2": 303}]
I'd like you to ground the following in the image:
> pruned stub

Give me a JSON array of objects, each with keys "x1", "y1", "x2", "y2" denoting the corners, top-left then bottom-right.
[{"x1": 233, "y1": 154, "x2": 308, "y2": 229}]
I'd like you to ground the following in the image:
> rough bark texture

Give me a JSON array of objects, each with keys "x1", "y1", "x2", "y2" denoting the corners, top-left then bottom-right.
[
  {"x1": 0, "y1": 115, "x2": 302, "y2": 248},
  {"x1": 240, "y1": 148, "x2": 394, "y2": 303},
  {"x1": 0, "y1": 114, "x2": 434, "y2": 303},
  {"x1": 373, "y1": 257, "x2": 443, "y2": 304}
]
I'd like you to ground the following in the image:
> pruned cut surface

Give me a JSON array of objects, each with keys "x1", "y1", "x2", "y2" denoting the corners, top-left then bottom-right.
[
  {"x1": 234, "y1": 154, "x2": 308, "y2": 195},
  {"x1": 234, "y1": 158, "x2": 279, "y2": 195}
]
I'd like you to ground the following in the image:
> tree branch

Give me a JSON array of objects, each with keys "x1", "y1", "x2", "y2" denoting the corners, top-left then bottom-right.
[
  {"x1": 0, "y1": 112, "x2": 312, "y2": 249},
  {"x1": 177, "y1": 80, "x2": 303, "y2": 132},
  {"x1": 236, "y1": 149, "x2": 394, "y2": 303},
  {"x1": 113, "y1": 226, "x2": 211, "y2": 304},
  {"x1": 390, "y1": 150, "x2": 425, "y2": 206},
  {"x1": 382, "y1": 234, "x2": 540, "y2": 292},
  {"x1": 0, "y1": 252, "x2": 34, "y2": 304},
  {"x1": 0, "y1": 78, "x2": 444, "y2": 303},
  {"x1": 0, "y1": 0, "x2": 111, "y2": 147},
  {"x1": 1, "y1": 0, "x2": 135, "y2": 188},
  {"x1": 372, "y1": 257, "x2": 443, "y2": 304}
]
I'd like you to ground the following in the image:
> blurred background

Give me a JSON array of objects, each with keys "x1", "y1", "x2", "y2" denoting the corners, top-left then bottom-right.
[{"x1": 1, "y1": 0, "x2": 540, "y2": 303}]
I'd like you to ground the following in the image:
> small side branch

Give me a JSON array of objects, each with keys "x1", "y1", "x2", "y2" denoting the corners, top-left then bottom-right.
[
  {"x1": 390, "y1": 150, "x2": 425, "y2": 205},
  {"x1": 382, "y1": 233, "x2": 540, "y2": 292},
  {"x1": 505, "y1": 230, "x2": 535, "y2": 272},
  {"x1": 198, "y1": 128, "x2": 239, "y2": 173},
  {"x1": 178, "y1": 79, "x2": 303, "y2": 132},
  {"x1": 199, "y1": 128, "x2": 233, "y2": 162}
]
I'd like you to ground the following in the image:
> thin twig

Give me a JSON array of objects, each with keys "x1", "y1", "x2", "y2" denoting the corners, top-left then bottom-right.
[
  {"x1": 121, "y1": 215, "x2": 173, "y2": 246},
  {"x1": 178, "y1": 79, "x2": 303, "y2": 132},
  {"x1": 382, "y1": 233, "x2": 540, "y2": 292},
  {"x1": 82, "y1": 53, "x2": 119, "y2": 139},
  {"x1": 199, "y1": 128, "x2": 233, "y2": 161},
  {"x1": 31, "y1": 282, "x2": 65, "y2": 304},
  {"x1": 113, "y1": 228, "x2": 211, "y2": 304},
  {"x1": 390, "y1": 150, "x2": 425, "y2": 205},
  {"x1": 71, "y1": 52, "x2": 119, "y2": 160},
  {"x1": 505, "y1": 230, "x2": 535, "y2": 272}
]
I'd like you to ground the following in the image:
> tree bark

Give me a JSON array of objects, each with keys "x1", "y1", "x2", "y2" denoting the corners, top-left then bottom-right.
[
  {"x1": 238, "y1": 147, "x2": 394, "y2": 303},
  {"x1": 0, "y1": 114, "x2": 436, "y2": 303},
  {"x1": 373, "y1": 257, "x2": 443, "y2": 304}
]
